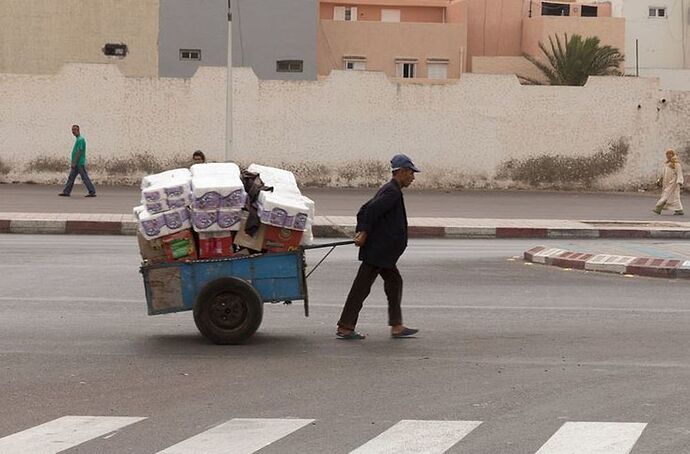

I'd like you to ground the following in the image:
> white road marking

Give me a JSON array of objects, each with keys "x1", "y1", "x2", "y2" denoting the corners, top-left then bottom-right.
[
  {"x1": 157, "y1": 418, "x2": 314, "y2": 454},
  {"x1": 0, "y1": 416, "x2": 146, "y2": 454},
  {"x1": 349, "y1": 419, "x2": 482, "y2": 454},
  {"x1": 535, "y1": 421, "x2": 647, "y2": 454}
]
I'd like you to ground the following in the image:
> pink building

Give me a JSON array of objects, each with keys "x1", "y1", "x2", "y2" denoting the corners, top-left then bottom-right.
[
  {"x1": 318, "y1": 0, "x2": 625, "y2": 80},
  {"x1": 318, "y1": 0, "x2": 468, "y2": 80}
]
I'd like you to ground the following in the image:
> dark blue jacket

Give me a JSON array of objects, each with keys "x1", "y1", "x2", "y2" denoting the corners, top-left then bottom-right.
[{"x1": 356, "y1": 179, "x2": 408, "y2": 268}]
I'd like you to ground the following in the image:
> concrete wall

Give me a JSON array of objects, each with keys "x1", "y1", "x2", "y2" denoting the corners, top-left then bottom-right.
[
  {"x1": 621, "y1": 0, "x2": 690, "y2": 72},
  {"x1": 318, "y1": 20, "x2": 467, "y2": 77},
  {"x1": 158, "y1": 0, "x2": 229, "y2": 78},
  {"x1": 0, "y1": 64, "x2": 226, "y2": 177},
  {"x1": 453, "y1": 0, "x2": 525, "y2": 71},
  {"x1": 0, "y1": 0, "x2": 159, "y2": 77},
  {"x1": 472, "y1": 56, "x2": 544, "y2": 81},
  {"x1": 638, "y1": 69, "x2": 690, "y2": 91},
  {"x1": 3, "y1": 64, "x2": 690, "y2": 191},
  {"x1": 231, "y1": 0, "x2": 318, "y2": 80},
  {"x1": 231, "y1": 68, "x2": 690, "y2": 190},
  {"x1": 319, "y1": 3, "x2": 446, "y2": 22},
  {"x1": 522, "y1": 16, "x2": 626, "y2": 59}
]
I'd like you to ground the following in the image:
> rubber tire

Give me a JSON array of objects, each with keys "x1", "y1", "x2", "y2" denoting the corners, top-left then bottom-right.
[{"x1": 193, "y1": 277, "x2": 263, "y2": 344}]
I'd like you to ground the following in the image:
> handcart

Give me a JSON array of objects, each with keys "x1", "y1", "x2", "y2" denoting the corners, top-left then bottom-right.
[{"x1": 140, "y1": 241, "x2": 354, "y2": 344}]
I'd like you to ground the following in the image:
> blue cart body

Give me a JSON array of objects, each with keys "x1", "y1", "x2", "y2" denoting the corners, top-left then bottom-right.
[{"x1": 141, "y1": 250, "x2": 308, "y2": 316}]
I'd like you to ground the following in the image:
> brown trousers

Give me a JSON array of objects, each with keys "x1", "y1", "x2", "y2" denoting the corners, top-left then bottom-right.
[{"x1": 337, "y1": 262, "x2": 403, "y2": 330}]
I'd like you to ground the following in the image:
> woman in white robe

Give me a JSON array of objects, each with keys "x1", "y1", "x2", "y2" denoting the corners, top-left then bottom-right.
[{"x1": 653, "y1": 149, "x2": 684, "y2": 215}]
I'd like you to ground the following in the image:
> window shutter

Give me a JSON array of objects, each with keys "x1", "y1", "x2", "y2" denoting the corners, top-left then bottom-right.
[
  {"x1": 381, "y1": 9, "x2": 401, "y2": 22},
  {"x1": 350, "y1": 7, "x2": 358, "y2": 21},
  {"x1": 428, "y1": 63, "x2": 448, "y2": 79},
  {"x1": 334, "y1": 6, "x2": 346, "y2": 20}
]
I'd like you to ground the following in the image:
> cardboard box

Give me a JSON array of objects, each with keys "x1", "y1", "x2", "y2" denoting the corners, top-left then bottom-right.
[
  {"x1": 161, "y1": 230, "x2": 197, "y2": 262},
  {"x1": 263, "y1": 225, "x2": 303, "y2": 253},
  {"x1": 198, "y1": 231, "x2": 234, "y2": 259},
  {"x1": 137, "y1": 232, "x2": 167, "y2": 264},
  {"x1": 234, "y1": 215, "x2": 266, "y2": 252}
]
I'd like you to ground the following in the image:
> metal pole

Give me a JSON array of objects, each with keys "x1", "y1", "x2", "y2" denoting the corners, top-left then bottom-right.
[
  {"x1": 225, "y1": 2, "x2": 233, "y2": 162},
  {"x1": 635, "y1": 38, "x2": 639, "y2": 77}
]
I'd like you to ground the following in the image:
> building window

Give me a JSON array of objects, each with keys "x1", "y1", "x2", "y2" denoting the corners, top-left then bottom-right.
[
  {"x1": 381, "y1": 9, "x2": 401, "y2": 22},
  {"x1": 427, "y1": 60, "x2": 449, "y2": 79},
  {"x1": 276, "y1": 60, "x2": 303, "y2": 72},
  {"x1": 580, "y1": 5, "x2": 598, "y2": 17},
  {"x1": 541, "y1": 2, "x2": 570, "y2": 16},
  {"x1": 103, "y1": 43, "x2": 128, "y2": 58},
  {"x1": 344, "y1": 59, "x2": 366, "y2": 70},
  {"x1": 649, "y1": 7, "x2": 667, "y2": 17},
  {"x1": 334, "y1": 6, "x2": 357, "y2": 21},
  {"x1": 180, "y1": 49, "x2": 201, "y2": 61},
  {"x1": 396, "y1": 61, "x2": 416, "y2": 78}
]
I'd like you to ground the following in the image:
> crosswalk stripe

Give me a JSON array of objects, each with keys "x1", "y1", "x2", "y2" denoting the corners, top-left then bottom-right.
[
  {"x1": 535, "y1": 421, "x2": 647, "y2": 454},
  {"x1": 157, "y1": 418, "x2": 314, "y2": 454},
  {"x1": 0, "y1": 416, "x2": 146, "y2": 454},
  {"x1": 349, "y1": 419, "x2": 483, "y2": 454}
]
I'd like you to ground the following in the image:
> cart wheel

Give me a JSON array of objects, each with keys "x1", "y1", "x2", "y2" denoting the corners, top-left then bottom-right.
[{"x1": 193, "y1": 277, "x2": 263, "y2": 344}]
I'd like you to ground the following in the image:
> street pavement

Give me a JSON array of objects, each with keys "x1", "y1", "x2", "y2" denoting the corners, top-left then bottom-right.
[
  {"x1": 0, "y1": 183, "x2": 679, "y2": 220},
  {"x1": 1, "y1": 235, "x2": 690, "y2": 453}
]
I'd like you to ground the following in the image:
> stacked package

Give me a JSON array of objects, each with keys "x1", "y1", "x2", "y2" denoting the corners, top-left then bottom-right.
[
  {"x1": 239, "y1": 164, "x2": 315, "y2": 251},
  {"x1": 135, "y1": 168, "x2": 196, "y2": 263},
  {"x1": 190, "y1": 163, "x2": 247, "y2": 258},
  {"x1": 135, "y1": 162, "x2": 317, "y2": 264}
]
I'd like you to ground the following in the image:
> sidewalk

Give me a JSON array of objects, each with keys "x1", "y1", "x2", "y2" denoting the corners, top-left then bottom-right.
[
  {"x1": 0, "y1": 183, "x2": 680, "y2": 220},
  {"x1": 2, "y1": 184, "x2": 690, "y2": 238}
]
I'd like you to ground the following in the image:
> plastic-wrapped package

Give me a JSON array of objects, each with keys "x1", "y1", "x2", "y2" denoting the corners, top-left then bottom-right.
[
  {"x1": 190, "y1": 208, "x2": 243, "y2": 232},
  {"x1": 247, "y1": 164, "x2": 300, "y2": 195},
  {"x1": 191, "y1": 162, "x2": 241, "y2": 178},
  {"x1": 141, "y1": 168, "x2": 192, "y2": 206},
  {"x1": 134, "y1": 205, "x2": 192, "y2": 240},
  {"x1": 256, "y1": 191, "x2": 310, "y2": 231}
]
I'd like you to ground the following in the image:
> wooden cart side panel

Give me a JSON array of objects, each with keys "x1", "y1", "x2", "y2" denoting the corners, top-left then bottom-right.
[
  {"x1": 143, "y1": 251, "x2": 308, "y2": 316},
  {"x1": 145, "y1": 266, "x2": 184, "y2": 314}
]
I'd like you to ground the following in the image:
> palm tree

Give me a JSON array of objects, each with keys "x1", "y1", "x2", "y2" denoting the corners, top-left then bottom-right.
[{"x1": 521, "y1": 34, "x2": 624, "y2": 86}]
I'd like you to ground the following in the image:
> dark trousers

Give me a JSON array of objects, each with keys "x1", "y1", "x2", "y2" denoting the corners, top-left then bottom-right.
[
  {"x1": 338, "y1": 262, "x2": 403, "y2": 330},
  {"x1": 62, "y1": 165, "x2": 96, "y2": 195}
]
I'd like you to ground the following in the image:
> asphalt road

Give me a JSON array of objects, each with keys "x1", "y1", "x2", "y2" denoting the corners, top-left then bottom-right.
[
  {"x1": 1, "y1": 236, "x2": 690, "y2": 453},
  {"x1": 0, "y1": 183, "x2": 679, "y2": 221}
]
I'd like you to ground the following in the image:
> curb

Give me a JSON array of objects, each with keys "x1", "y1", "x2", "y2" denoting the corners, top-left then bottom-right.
[
  {"x1": 3, "y1": 216, "x2": 690, "y2": 239},
  {"x1": 524, "y1": 245, "x2": 690, "y2": 279}
]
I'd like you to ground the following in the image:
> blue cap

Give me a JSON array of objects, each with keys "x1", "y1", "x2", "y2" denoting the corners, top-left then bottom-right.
[{"x1": 390, "y1": 154, "x2": 420, "y2": 173}]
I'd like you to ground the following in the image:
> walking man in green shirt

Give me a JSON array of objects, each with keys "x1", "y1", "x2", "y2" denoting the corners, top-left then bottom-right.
[{"x1": 59, "y1": 124, "x2": 96, "y2": 197}]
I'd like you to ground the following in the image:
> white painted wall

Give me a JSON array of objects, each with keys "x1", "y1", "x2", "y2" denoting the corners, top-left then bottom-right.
[
  {"x1": 0, "y1": 64, "x2": 226, "y2": 168},
  {"x1": 2, "y1": 64, "x2": 690, "y2": 191},
  {"x1": 621, "y1": 0, "x2": 690, "y2": 71},
  {"x1": 639, "y1": 68, "x2": 690, "y2": 90},
  {"x1": 231, "y1": 68, "x2": 690, "y2": 190}
]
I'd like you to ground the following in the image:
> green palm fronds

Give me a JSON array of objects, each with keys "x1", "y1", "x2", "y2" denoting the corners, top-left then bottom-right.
[{"x1": 520, "y1": 34, "x2": 624, "y2": 86}]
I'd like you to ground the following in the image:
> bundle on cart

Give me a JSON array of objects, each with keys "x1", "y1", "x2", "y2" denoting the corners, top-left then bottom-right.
[
  {"x1": 135, "y1": 169, "x2": 196, "y2": 263},
  {"x1": 135, "y1": 163, "x2": 315, "y2": 264}
]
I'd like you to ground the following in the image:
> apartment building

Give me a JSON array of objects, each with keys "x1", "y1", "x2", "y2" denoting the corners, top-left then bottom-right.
[
  {"x1": 0, "y1": 0, "x2": 229, "y2": 78},
  {"x1": 462, "y1": 0, "x2": 625, "y2": 76},
  {"x1": 318, "y1": 0, "x2": 468, "y2": 80},
  {"x1": 231, "y1": 0, "x2": 319, "y2": 80},
  {"x1": 616, "y1": 0, "x2": 690, "y2": 72}
]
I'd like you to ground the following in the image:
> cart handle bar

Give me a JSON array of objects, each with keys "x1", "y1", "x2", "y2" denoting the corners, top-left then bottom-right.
[
  {"x1": 303, "y1": 240, "x2": 355, "y2": 279},
  {"x1": 301, "y1": 240, "x2": 355, "y2": 250}
]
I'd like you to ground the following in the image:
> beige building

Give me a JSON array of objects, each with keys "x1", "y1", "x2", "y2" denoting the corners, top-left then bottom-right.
[
  {"x1": 318, "y1": 0, "x2": 624, "y2": 81},
  {"x1": 318, "y1": 0, "x2": 468, "y2": 80},
  {"x1": 457, "y1": 0, "x2": 624, "y2": 76},
  {"x1": 0, "y1": 0, "x2": 160, "y2": 77}
]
